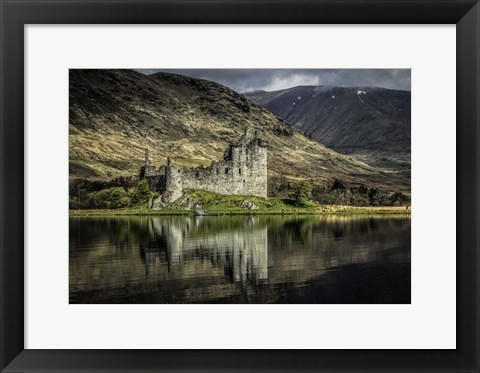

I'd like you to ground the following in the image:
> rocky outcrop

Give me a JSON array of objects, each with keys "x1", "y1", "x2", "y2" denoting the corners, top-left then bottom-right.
[{"x1": 241, "y1": 200, "x2": 259, "y2": 210}]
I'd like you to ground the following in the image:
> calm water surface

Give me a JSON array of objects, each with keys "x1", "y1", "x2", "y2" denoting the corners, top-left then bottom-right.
[{"x1": 69, "y1": 215, "x2": 410, "y2": 304}]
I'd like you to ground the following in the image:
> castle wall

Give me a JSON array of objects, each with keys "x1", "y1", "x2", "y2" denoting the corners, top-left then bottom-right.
[
  {"x1": 142, "y1": 130, "x2": 268, "y2": 203},
  {"x1": 179, "y1": 142, "x2": 267, "y2": 199},
  {"x1": 142, "y1": 165, "x2": 167, "y2": 193}
]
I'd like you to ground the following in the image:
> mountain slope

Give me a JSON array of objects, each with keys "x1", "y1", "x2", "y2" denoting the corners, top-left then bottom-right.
[
  {"x1": 69, "y1": 70, "x2": 409, "y2": 190},
  {"x1": 245, "y1": 85, "x2": 411, "y2": 170}
]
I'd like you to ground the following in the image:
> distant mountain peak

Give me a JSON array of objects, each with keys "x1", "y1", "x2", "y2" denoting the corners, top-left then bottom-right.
[{"x1": 246, "y1": 84, "x2": 411, "y2": 172}]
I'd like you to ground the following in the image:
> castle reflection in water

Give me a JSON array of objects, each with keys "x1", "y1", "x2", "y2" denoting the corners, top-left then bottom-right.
[
  {"x1": 140, "y1": 216, "x2": 268, "y2": 284},
  {"x1": 69, "y1": 215, "x2": 411, "y2": 304}
]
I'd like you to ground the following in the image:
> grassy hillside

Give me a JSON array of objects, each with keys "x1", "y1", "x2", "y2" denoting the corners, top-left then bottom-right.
[{"x1": 69, "y1": 70, "x2": 409, "y2": 190}]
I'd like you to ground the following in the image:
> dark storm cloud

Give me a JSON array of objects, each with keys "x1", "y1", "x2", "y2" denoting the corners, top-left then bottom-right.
[{"x1": 136, "y1": 69, "x2": 411, "y2": 92}]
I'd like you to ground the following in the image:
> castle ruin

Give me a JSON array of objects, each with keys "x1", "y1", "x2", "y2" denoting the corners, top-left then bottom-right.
[{"x1": 140, "y1": 128, "x2": 268, "y2": 203}]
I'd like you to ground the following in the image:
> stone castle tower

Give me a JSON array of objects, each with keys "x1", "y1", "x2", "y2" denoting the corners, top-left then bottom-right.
[{"x1": 140, "y1": 128, "x2": 268, "y2": 203}]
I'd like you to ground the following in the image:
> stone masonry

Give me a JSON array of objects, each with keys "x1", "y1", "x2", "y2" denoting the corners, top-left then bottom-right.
[{"x1": 140, "y1": 128, "x2": 268, "y2": 203}]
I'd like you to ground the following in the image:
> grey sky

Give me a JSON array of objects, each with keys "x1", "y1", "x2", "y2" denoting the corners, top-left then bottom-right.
[{"x1": 136, "y1": 69, "x2": 411, "y2": 92}]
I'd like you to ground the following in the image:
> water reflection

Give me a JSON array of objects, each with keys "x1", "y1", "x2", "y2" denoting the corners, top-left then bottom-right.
[
  {"x1": 69, "y1": 215, "x2": 411, "y2": 304},
  {"x1": 139, "y1": 216, "x2": 268, "y2": 284}
]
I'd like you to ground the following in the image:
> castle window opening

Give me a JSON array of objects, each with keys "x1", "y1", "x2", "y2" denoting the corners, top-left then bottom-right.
[
  {"x1": 239, "y1": 168, "x2": 242, "y2": 175},
  {"x1": 225, "y1": 168, "x2": 229, "y2": 174}
]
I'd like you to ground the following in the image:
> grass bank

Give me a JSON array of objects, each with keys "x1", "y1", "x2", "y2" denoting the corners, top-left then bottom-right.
[{"x1": 69, "y1": 190, "x2": 410, "y2": 217}]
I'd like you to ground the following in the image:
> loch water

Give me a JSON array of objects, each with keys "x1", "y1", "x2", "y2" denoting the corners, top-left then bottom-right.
[{"x1": 69, "y1": 215, "x2": 411, "y2": 304}]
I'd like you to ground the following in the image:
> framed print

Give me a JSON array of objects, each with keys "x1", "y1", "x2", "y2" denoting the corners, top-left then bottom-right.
[
  {"x1": 68, "y1": 67, "x2": 412, "y2": 306},
  {"x1": 1, "y1": 0, "x2": 479, "y2": 372}
]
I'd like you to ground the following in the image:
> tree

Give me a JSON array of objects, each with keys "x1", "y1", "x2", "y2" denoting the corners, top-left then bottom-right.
[
  {"x1": 358, "y1": 185, "x2": 369, "y2": 195},
  {"x1": 289, "y1": 181, "x2": 312, "y2": 207},
  {"x1": 129, "y1": 179, "x2": 152, "y2": 205},
  {"x1": 92, "y1": 187, "x2": 129, "y2": 209},
  {"x1": 331, "y1": 179, "x2": 346, "y2": 191},
  {"x1": 389, "y1": 191, "x2": 410, "y2": 206},
  {"x1": 368, "y1": 187, "x2": 379, "y2": 205}
]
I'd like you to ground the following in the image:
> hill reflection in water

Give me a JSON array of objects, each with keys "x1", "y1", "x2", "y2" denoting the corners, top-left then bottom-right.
[{"x1": 69, "y1": 215, "x2": 410, "y2": 304}]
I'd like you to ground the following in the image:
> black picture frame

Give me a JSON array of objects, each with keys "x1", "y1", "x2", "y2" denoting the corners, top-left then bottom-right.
[{"x1": 1, "y1": 0, "x2": 479, "y2": 372}]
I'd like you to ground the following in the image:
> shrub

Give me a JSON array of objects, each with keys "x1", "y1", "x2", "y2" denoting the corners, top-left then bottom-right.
[
  {"x1": 311, "y1": 181, "x2": 407, "y2": 207},
  {"x1": 289, "y1": 181, "x2": 312, "y2": 207},
  {"x1": 69, "y1": 190, "x2": 95, "y2": 209},
  {"x1": 331, "y1": 179, "x2": 346, "y2": 191},
  {"x1": 92, "y1": 187, "x2": 129, "y2": 209},
  {"x1": 358, "y1": 185, "x2": 369, "y2": 195},
  {"x1": 129, "y1": 179, "x2": 152, "y2": 206},
  {"x1": 389, "y1": 191, "x2": 410, "y2": 206}
]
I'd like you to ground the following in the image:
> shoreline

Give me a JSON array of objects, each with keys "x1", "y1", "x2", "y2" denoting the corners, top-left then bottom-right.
[{"x1": 69, "y1": 205, "x2": 411, "y2": 217}]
